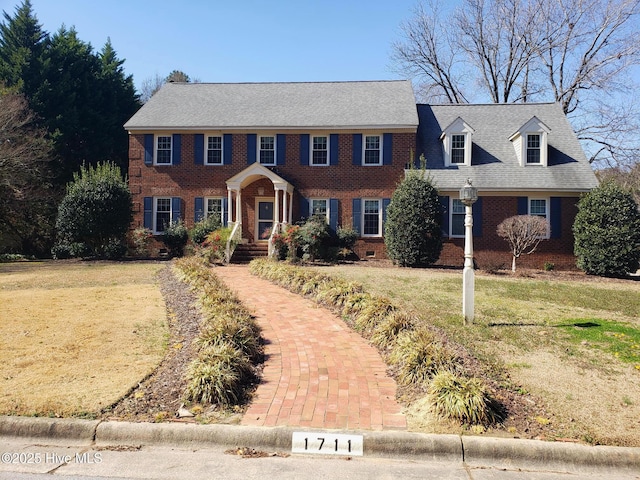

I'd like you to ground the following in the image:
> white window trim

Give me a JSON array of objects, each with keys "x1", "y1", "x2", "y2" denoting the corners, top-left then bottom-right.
[
  {"x1": 362, "y1": 134, "x2": 382, "y2": 166},
  {"x1": 204, "y1": 197, "x2": 224, "y2": 224},
  {"x1": 525, "y1": 133, "x2": 544, "y2": 165},
  {"x1": 153, "y1": 197, "x2": 172, "y2": 234},
  {"x1": 154, "y1": 135, "x2": 172, "y2": 166},
  {"x1": 258, "y1": 134, "x2": 276, "y2": 166},
  {"x1": 449, "y1": 198, "x2": 466, "y2": 238},
  {"x1": 309, "y1": 198, "x2": 330, "y2": 222},
  {"x1": 362, "y1": 198, "x2": 383, "y2": 237},
  {"x1": 529, "y1": 197, "x2": 551, "y2": 239},
  {"x1": 310, "y1": 135, "x2": 330, "y2": 166},
  {"x1": 205, "y1": 134, "x2": 224, "y2": 166}
]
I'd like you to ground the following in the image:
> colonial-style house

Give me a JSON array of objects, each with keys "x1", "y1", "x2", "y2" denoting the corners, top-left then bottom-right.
[{"x1": 124, "y1": 80, "x2": 598, "y2": 268}]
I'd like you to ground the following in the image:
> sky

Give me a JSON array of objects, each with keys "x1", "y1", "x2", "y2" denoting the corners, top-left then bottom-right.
[{"x1": 6, "y1": 0, "x2": 424, "y2": 93}]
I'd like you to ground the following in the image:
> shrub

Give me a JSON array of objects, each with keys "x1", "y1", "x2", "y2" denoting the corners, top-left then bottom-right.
[
  {"x1": 573, "y1": 181, "x2": 640, "y2": 277},
  {"x1": 184, "y1": 342, "x2": 250, "y2": 405},
  {"x1": 428, "y1": 370, "x2": 498, "y2": 426},
  {"x1": 201, "y1": 227, "x2": 234, "y2": 263},
  {"x1": 129, "y1": 227, "x2": 153, "y2": 257},
  {"x1": 190, "y1": 215, "x2": 222, "y2": 245},
  {"x1": 298, "y1": 214, "x2": 331, "y2": 262},
  {"x1": 496, "y1": 215, "x2": 548, "y2": 272},
  {"x1": 161, "y1": 220, "x2": 188, "y2": 257},
  {"x1": 388, "y1": 329, "x2": 458, "y2": 386},
  {"x1": 53, "y1": 162, "x2": 132, "y2": 259},
  {"x1": 384, "y1": 162, "x2": 442, "y2": 267}
]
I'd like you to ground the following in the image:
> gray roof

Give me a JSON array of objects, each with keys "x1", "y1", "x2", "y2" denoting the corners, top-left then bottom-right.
[
  {"x1": 417, "y1": 103, "x2": 599, "y2": 192},
  {"x1": 124, "y1": 80, "x2": 418, "y2": 130}
]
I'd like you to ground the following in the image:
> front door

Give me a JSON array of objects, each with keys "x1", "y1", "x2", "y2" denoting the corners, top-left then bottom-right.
[{"x1": 256, "y1": 199, "x2": 274, "y2": 241}]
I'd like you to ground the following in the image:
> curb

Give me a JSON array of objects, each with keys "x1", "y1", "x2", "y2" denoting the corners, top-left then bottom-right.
[{"x1": 1, "y1": 416, "x2": 639, "y2": 474}]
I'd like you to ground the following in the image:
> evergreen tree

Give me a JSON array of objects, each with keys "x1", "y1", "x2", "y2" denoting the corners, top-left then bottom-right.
[
  {"x1": 0, "y1": 0, "x2": 47, "y2": 97},
  {"x1": 53, "y1": 161, "x2": 132, "y2": 259},
  {"x1": 573, "y1": 181, "x2": 640, "y2": 277},
  {"x1": 385, "y1": 159, "x2": 442, "y2": 267}
]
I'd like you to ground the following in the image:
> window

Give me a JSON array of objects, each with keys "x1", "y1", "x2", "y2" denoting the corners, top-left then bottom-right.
[
  {"x1": 206, "y1": 198, "x2": 223, "y2": 223},
  {"x1": 310, "y1": 198, "x2": 329, "y2": 221},
  {"x1": 451, "y1": 134, "x2": 466, "y2": 164},
  {"x1": 206, "y1": 136, "x2": 223, "y2": 165},
  {"x1": 156, "y1": 136, "x2": 172, "y2": 165},
  {"x1": 259, "y1": 136, "x2": 275, "y2": 165},
  {"x1": 363, "y1": 135, "x2": 381, "y2": 165},
  {"x1": 363, "y1": 199, "x2": 381, "y2": 236},
  {"x1": 529, "y1": 198, "x2": 550, "y2": 238},
  {"x1": 526, "y1": 134, "x2": 541, "y2": 164},
  {"x1": 451, "y1": 199, "x2": 466, "y2": 237},
  {"x1": 311, "y1": 136, "x2": 328, "y2": 166},
  {"x1": 154, "y1": 197, "x2": 171, "y2": 233}
]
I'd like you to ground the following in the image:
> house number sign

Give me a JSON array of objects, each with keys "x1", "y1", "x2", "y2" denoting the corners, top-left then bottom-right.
[{"x1": 291, "y1": 432, "x2": 364, "y2": 456}]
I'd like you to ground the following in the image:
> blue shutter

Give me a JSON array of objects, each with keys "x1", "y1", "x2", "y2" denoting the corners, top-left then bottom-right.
[
  {"x1": 276, "y1": 134, "x2": 286, "y2": 165},
  {"x1": 352, "y1": 134, "x2": 362, "y2": 165},
  {"x1": 517, "y1": 197, "x2": 528, "y2": 215},
  {"x1": 194, "y1": 197, "x2": 204, "y2": 222},
  {"x1": 300, "y1": 197, "x2": 309, "y2": 220},
  {"x1": 172, "y1": 134, "x2": 181, "y2": 165},
  {"x1": 223, "y1": 134, "x2": 233, "y2": 164},
  {"x1": 143, "y1": 197, "x2": 153, "y2": 229},
  {"x1": 171, "y1": 197, "x2": 181, "y2": 222},
  {"x1": 194, "y1": 134, "x2": 204, "y2": 165},
  {"x1": 383, "y1": 133, "x2": 393, "y2": 165},
  {"x1": 144, "y1": 134, "x2": 153, "y2": 165},
  {"x1": 329, "y1": 198, "x2": 339, "y2": 231},
  {"x1": 330, "y1": 134, "x2": 339, "y2": 165},
  {"x1": 222, "y1": 197, "x2": 228, "y2": 226},
  {"x1": 472, "y1": 197, "x2": 483, "y2": 237},
  {"x1": 352, "y1": 198, "x2": 362, "y2": 235},
  {"x1": 300, "y1": 134, "x2": 310, "y2": 165},
  {"x1": 439, "y1": 196, "x2": 449, "y2": 237},
  {"x1": 382, "y1": 198, "x2": 391, "y2": 234},
  {"x1": 247, "y1": 134, "x2": 257, "y2": 164},
  {"x1": 550, "y1": 197, "x2": 562, "y2": 239}
]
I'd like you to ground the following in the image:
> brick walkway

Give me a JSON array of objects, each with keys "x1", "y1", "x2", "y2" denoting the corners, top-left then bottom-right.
[{"x1": 214, "y1": 265, "x2": 407, "y2": 431}]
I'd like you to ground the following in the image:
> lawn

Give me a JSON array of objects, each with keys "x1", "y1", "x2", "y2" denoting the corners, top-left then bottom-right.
[
  {"x1": 0, "y1": 261, "x2": 167, "y2": 417},
  {"x1": 313, "y1": 264, "x2": 640, "y2": 446}
]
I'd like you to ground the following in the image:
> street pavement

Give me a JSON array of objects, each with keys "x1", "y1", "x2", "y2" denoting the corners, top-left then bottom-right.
[{"x1": 1, "y1": 436, "x2": 639, "y2": 480}]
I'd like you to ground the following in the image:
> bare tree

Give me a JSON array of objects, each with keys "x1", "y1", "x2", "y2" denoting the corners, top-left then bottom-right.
[
  {"x1": 392, "y1": 0, "x2": 640, "y2": 167},
  {"x1": 0, "y1": 91, "x2": 55, "y2": 253},
  {"x1": 496, "y1": 215, "x2": 549, "y2": 271},
  {"x1": 138, "y1": 70, "x2": 201, "y2": 104}
]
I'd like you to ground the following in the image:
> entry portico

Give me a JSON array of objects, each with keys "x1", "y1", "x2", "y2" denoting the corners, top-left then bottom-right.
[{"x1": 225, "y1": 163, "x2": 294, "y2": 250}]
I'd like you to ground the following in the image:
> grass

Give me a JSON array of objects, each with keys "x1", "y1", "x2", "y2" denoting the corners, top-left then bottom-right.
[
  {"x1": 555, "y1": 319, "x2": 640, "y2": 365},
  {"x1": 0, "y1": 260, "x2": 167, "y2": 417}
]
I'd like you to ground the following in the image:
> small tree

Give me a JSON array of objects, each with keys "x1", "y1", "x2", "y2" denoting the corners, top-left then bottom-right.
[
  {"x1": 496, "y1": 215, "x2": 548, "y2": 272},
  {"x1": 573, "y1": 182, "x2": 640, "y2": 277},
  {"x1": 53, "y1": 162, "x2": 132, "y2": 259},
  {"x1": 385, "y1": 160, "x2": 442, "y2": 267}
]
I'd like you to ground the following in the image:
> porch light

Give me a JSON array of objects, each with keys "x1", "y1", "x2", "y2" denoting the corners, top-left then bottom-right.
[{"x1": 459, "y1": 179, "x2": 477, "y2": 325}]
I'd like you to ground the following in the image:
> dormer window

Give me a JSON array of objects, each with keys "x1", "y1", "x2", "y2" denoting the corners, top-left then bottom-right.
[
  {"x1": 510, "y1": 117, "x2": 550, "y2": 167},
  {"x1": 440, "y1": 117, "x2": 474, "y2": 167}
]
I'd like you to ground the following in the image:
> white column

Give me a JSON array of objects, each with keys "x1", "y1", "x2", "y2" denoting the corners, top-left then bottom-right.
[
  {"x1": 227, "y1": 189, "x2": 233, "y2": 224},
  {"x1": 282, "y1": 190, "x2": 288, "y2": 224},
  {"x1": 274, "y1": 188, "x2": 280, "y2": 224},
  {"x1": 462, "y1": 204, "x2": 474, "y2": 324},
  {"x1": 235, "y1": 189, "x2": 242, "y2": 226},
  {"x1": 288, "y1": 191, "x2": 293, "y2": 224}
]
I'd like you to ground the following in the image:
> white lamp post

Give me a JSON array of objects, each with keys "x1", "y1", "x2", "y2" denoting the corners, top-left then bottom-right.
[{"x1": 459, "y1": 179, "x2": 478, "y2": 325}]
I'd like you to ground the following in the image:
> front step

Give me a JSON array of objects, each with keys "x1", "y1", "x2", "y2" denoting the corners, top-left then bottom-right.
[{"x1": 230, "y1": 243, "x2": 268, "y2": 263}]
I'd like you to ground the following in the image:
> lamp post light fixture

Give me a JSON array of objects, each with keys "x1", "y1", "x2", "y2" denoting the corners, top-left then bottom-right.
[{"x1": 459, "y1": 179, "x2": 478, "y2": 325}]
